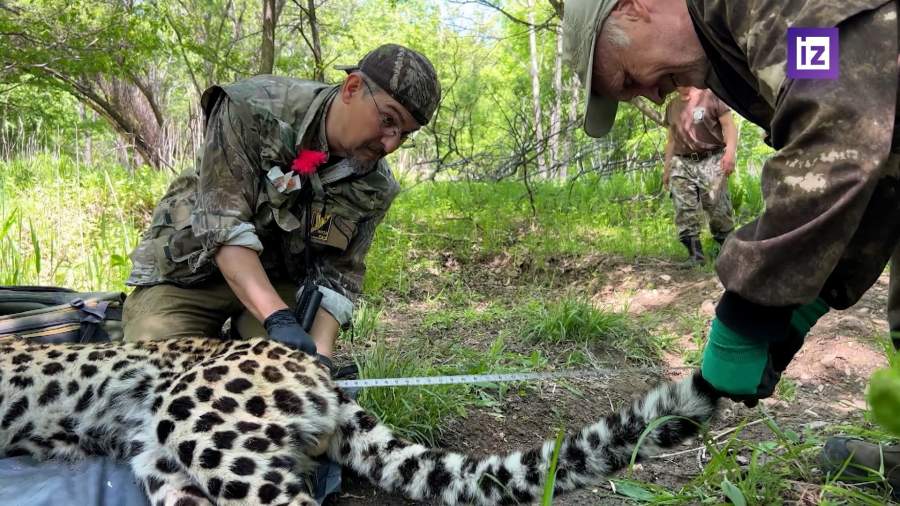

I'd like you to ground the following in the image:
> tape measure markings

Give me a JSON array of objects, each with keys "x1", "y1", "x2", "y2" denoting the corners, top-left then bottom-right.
[{"x1": 334, "y1": 366, "x2": 692, "y2": 389}]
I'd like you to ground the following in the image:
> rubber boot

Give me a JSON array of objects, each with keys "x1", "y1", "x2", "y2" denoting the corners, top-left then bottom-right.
[
  {"x1": 680, "y1": 236, "x2": 705, "y2": 264},
  {"x1": 821, "y1": 437, "x2": 900, "y2": 498}
]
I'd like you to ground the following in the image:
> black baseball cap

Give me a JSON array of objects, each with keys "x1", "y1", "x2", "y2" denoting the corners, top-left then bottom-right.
[{"x1": 336, "y1": 44, "x2": 441, "y2": 126}]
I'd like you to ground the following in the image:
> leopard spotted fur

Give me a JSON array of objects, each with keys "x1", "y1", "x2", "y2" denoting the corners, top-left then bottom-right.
[{"x1": 0, "y1": 336, "x2": 719, "y2": 505}]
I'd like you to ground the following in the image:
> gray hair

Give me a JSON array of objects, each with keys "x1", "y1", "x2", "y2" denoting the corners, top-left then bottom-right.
[
  {"x1": 351, "y1": 71, "x2": 383, "y2": 96},
  {"x1": 603, "y1": 16, "x2": 631, "y2": 48}
]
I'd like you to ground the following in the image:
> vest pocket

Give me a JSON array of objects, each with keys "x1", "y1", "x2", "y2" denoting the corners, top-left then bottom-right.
[
  {"x1": 152, "y1": 226, "x2": 211, "y2": 283},
  {"x1": 308, "y1": 210, "x2": 356, "y2": 251}
]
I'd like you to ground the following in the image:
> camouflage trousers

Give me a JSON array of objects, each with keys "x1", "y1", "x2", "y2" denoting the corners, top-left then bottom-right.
[
  {"x1": 669, "y1": 152, "x2": 734, "y2": 241},
  {"x1": 122, "y1": 279, "x2": 297, "y2": 341}
]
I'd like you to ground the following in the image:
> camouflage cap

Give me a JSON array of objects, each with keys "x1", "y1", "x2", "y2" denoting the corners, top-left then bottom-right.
[
  {"x1": 562, "y1": 0, "x2": 621, "y2": 138},
  {"x1": 336, "y1": 44, "x2": 441, "y2": 126}
]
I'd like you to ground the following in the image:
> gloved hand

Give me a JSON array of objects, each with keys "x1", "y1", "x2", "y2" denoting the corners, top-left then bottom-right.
[
  {"x1": 701, "y1": 298, "x2": 829, "y2": 407},
  {"x1": 263, "y1": 309, "x2": 317, "y2": 355},
  {"x1": 700, "y1": 318, "x2": 768, "y2": 405}
]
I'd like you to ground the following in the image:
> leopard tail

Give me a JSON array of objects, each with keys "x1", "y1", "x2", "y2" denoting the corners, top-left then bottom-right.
[{"x1": 328, "y1": 371, "x2": 721, "y2": 506}]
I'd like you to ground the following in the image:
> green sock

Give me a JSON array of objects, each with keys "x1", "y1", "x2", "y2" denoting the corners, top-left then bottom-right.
[
  {"x1": 701, "y1": 318, "x2": 768, "y2": 395},
  {"x1": 790, "y1": 297, "x2": 829, "y2": 337}
]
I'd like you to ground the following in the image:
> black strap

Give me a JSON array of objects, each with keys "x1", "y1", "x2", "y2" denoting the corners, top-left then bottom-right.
[
  {"x1": 303, "y1": 182, "x2": 314, "y2": 282},
  {"x1": 295, "y1": 180, "x2": 322, "y2": 331}
]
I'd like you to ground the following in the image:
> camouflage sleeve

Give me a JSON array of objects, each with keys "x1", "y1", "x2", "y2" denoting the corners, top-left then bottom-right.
[
  {"x1": 192, "y1": 96, "x2": 264, "y2": 266},
  {"x1": 715, "y1": 4, "x2": 898, "y2": 338}
]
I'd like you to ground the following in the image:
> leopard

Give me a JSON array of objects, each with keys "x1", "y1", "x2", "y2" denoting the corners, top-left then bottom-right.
[{"x1": 0, "y1": 335, "x2": 721, "y2": 505}]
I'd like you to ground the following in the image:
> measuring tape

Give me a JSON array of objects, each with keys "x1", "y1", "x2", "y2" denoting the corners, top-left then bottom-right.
[{"x1": 334, "y1": 365, "x2": 693, "y2": 389}]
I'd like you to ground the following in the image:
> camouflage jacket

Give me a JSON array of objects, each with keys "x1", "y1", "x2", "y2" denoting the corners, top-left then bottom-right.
[
  {"x1": 687, "y1": 0, "x2": 899, "y2": 339},
  {"x1": 127, "y1": 76, "x2": 400, "y2": 325}
]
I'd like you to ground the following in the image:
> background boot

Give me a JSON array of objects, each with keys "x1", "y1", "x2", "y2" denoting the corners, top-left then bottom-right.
[
  {"x1": 821, "y1": 437, "x2": 900, "y2": 498},
  {"x1": 680, "y1": 236, "x2": 705, "y2": 263}
]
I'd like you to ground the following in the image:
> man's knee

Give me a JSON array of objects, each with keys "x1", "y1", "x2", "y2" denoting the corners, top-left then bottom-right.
[
  {"x1": 233, "y1": 280, "x2": 298, "y2": 340},
  {"x1": 122, "y1": 284, "x2": 232, "y2": 341},
  {"x1": 124, "y1": 311, "x2": 208, "y2": 341}
]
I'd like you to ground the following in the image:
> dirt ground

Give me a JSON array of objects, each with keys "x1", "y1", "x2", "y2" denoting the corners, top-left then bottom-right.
[{"x1": 329, "y1": 255, "x2": 894, "y2": 505}]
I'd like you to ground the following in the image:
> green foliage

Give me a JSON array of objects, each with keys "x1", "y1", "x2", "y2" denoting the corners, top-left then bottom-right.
[
  {"x1": 608, "y1": 417, "x2": 899, "y2": 505},
  {"x1": 868, "y1": 348, "x2": 900, "y2": 436},
  {"x1": 365, "y1": 167, "x2": 771, "y2": 297},
  {"x1": 541, "y1": 427, "x2": 566, "y2": 505},
  {"x1": 0, "y1": 0, "x2": 164, "y2": 93},
  {"x1": 1, "y1": 1, "x2": 163, "y2": 74},
  {"x1": 519, "y1": 296, "x2": 670, "y2": 364},
  {"x1": 0, "y1": 142, "x2": 768, "y2": 298},
  {"x1": 0, "y1": 153, "x2": 167, "y2": 290},
  {"x1": 354, "y1": 338, "x2": 471, "y2": 446},
  {"x1": 521, "y1": 297, "x2": 631, "y2": 344}
]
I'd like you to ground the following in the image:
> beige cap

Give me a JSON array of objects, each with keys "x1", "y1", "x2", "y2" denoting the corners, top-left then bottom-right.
[{"x1": 562, "y1": 0, "x2": 621, "y2": 137}]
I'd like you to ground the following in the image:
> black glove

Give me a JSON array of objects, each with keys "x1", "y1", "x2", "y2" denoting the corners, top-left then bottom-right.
[{"x1": 263, "y1": 309, "x2": 317, "y2": 355}]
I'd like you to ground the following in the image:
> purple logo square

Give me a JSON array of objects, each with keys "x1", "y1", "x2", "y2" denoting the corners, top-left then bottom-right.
[{"x1": 787, "y1": 27, "x2": 839, "y2": 80}]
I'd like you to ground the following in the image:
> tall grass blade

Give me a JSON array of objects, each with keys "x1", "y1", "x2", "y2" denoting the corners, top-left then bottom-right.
[{"x1": 541, "y1": 427, "x2": 566, "y2": 505}]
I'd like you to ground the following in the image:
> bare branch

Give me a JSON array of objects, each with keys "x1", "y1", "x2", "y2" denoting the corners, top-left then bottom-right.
[
  {"x1": 447, "y1": 0, "x2": 557, "y2": 31},
  {"x1": 628, "y1": 97, "x2": 664, "y2": 126},
  {"x1": 162, "y1": 9, "x2": 204, "y2": 98}
]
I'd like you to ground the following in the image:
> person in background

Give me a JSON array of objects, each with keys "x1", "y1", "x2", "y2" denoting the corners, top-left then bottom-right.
[{"x1": 663, "y1": 85, "x2": 737, "y2": 263}]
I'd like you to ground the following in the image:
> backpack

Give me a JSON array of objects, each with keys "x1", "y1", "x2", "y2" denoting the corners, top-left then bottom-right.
[{"x1": 0, "y1": 286, "x2": 126, "y2": 344}]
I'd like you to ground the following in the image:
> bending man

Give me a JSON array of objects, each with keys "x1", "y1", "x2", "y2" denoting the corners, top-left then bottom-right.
[
  {"x1": 123, "y1": 44, "x2": 440, "y2": 376},
  {"x1": 563, "y1": 0, "x2": 899, "y2": 493}
]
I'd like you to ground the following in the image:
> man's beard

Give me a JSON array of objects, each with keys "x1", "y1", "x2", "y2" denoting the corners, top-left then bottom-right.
[{"x1": 352, "y1": 142, "x2": 386, "y2": 161}]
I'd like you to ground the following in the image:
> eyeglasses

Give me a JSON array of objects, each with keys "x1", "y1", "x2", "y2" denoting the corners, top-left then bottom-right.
[{"x1": 361, "y1": 79, "x2": 415, "y2": 144}]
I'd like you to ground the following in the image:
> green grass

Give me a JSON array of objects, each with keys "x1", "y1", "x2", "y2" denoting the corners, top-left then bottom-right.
[
  {"x1": 609, "y1": 416, "x2": 898, "y2": 505},
  {"x1": 352, "y1": 329, "x2": 555, "y2": 445},
  {"x1": 519, "y1": 296, "x2": 670, "y2": 363},
  {"x1": 353, "y1": 338, "x2": 472, "y2": 446},
  {"x1": 0, "y1": 153, "x2": 168, "y2": 290},
  {"x1": 680, "y1": 313, "x2": 711, "y2": 367},
  {"x1": 542, "y1": 427, "x2": 566, "y2": 505},
  {"x1": 364, "y1": 167, "x2": 765, "y2": 300},
  {"x1": 0, "y1": 150, "x2": 766, "y2": 299}
]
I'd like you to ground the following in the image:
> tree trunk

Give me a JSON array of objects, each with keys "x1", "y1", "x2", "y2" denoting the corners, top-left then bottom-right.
[
  {"x1": 293, "y1": 0, "x2": 324, "y2": 81},
  {"x1": 53, "y1": 73, "x2": 168, "y2": 170},
  {"x1": 306, "y1": 0, "x2": 323, "y2": 81},
  {"x1": 259, "y1": 0, "x2": 277, "y2": 75},
  {"x1": 78, "y1": 102, "x2": 93, "y2": 167},
  {"x1": 549, "y1": 22, "x2": 564, "y2": 178},
  {"x1": 527, "y1": 0, "x2": 547, "y2": 176},
  {"x1": 562, "y1": 73, "x2": 580, "y2": 180}
]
